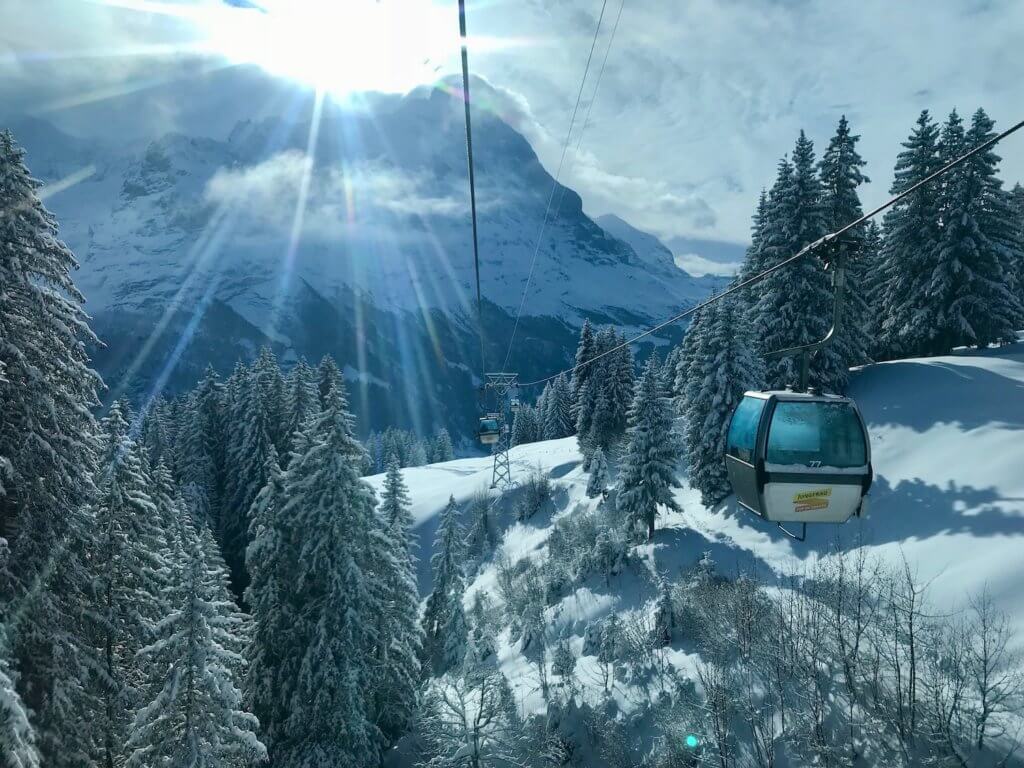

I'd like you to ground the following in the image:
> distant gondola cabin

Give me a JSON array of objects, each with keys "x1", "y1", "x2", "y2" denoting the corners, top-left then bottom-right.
[{"x1": 478, "y1": 415, "x2": 501, "y2": 445}]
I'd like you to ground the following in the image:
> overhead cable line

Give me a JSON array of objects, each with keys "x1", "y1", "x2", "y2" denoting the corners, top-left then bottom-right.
[
  {"x1": 501, "y1": 0, "x2": 612, "y2": 371},
  {"x1": 519, "y1": 115, "x2": 1024, "y2": 388},
  {"x1": 457, "y1": 0, "x2": 487, "y2": 375},
  {"x1": 503, "y1": 0, "x2": 625, "y2": 373},
  {"x1": 549, "y1": 0, "x2": 625, "y2": 229}
]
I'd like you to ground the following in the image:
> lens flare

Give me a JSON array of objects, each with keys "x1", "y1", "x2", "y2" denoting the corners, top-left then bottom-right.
[{"x1": 205, "y1": 0, "x2": 456, "y2": 97}]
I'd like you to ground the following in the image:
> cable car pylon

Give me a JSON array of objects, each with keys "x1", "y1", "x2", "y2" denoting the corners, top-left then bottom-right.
[{"x1": 478, "y1": 372, "x2": 519, "y2": 489}]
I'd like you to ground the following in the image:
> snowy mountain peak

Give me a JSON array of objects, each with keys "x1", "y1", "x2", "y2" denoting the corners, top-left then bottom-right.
[
  {"x1": 8, "y1": 84, "x2": 727, "y2": 434},
  {"x1": 595, "y1": 213, "x2": 682, "y2": 275}
]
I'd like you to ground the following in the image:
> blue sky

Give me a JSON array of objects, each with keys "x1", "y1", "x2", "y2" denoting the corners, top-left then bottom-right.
[{"x1": 2, "y1": 0, "x2": 1023, "y2": 260}]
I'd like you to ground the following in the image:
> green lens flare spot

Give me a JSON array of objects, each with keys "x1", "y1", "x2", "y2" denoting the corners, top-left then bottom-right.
[{"x1": 685, "y1": 734, "x2": 700, "y2": 749}]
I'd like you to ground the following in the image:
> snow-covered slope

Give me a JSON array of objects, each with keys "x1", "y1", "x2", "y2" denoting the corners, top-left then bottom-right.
[
  {"x1": 596, "y1": 213, "x2": 730, "y2": 295},
  {"x1": 11, "y1": 81, "x2": 723, "y2": 435},
  {"x1": 367, "y1": 341, "x2": 1024, "y2": 722}
]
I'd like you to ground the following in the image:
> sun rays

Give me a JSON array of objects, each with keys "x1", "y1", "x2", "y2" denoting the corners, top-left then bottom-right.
[
  {"x1": 12, "y1": 0, "x2": 537, "y2": 435},
  {"x1": 265, "y1": 87, "x2": 325, "y2": 342}
]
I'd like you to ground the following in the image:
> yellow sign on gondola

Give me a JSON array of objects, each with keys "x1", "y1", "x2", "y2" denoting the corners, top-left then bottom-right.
[{"x1": 793, "y1": 487, "x2": 832, "y2": 513}]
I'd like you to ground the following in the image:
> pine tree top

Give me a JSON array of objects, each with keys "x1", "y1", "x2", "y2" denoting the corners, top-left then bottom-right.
[
  {"x1": 381, "y1": 455, "x2": 413, "y2": 534},
  {"x1": 820, "y1": 114, "x2": 869, "y2": 231}
]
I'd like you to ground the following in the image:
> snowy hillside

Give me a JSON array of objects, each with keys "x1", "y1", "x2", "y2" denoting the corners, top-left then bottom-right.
[
  {"x1": 596, "y1": 213, "x2": 731, "y2": 294},
  {"x1": 367, "y1": 342, "x2": 1024, "y2": 759},
  {"x1": 9, "y1": 81, "x2": 723, "y2": 436}
]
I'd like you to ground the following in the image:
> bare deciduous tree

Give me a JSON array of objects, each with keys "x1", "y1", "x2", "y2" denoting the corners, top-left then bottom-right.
[
  {"x1": 696, "y1": 660, "x2": 736, "y2": 768},
  {"x1": 965, "y1": 586, "x2": 1022, "y2": 753},
  {"x1": 417, "y1": 663, "x2": 525, "y2": 768}
]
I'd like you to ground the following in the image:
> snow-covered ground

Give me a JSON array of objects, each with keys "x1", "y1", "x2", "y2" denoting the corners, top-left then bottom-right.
[{"x1": 367, "y1": 341, "x2": 1024, "y2": 717}]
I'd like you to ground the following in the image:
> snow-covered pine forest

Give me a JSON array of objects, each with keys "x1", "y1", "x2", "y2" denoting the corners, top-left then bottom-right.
[{"x1": 2, "y1": 101, "x2": 1024, "y2": 768}]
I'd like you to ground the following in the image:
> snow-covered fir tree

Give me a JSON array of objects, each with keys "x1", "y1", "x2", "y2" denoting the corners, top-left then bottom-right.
[
  {"x1": 580, "y1": 327, "x2": 635, "y2": 461},
  {"x1": 818, "y1": 115, "x2": 872, "y2": 377},
  {"x1": 738, "y1": 188, "x2": 770, "y2": 286},
  {"x1": 379, "y1": 456, "x2": 414, "y2": 541},
  {"x1": 363, "y1": 432, "x2": 384, "y2": 474},
  {"x1": 192, "y1": 366, "x2": 228, "y2": 522},
  {"x1": 819, "y1": 115, "x2": 871, "y2": 233},
  {"x1": 222, "y1": 366, "x2": 274, "y2": 601},
  {"x1": 0, "y1": 641, "x2": 37, "y2": 768},
  {"x1": 89, "y1": 402, "x2": 168, "y2": 768},
  {"x1": 174, "y1": 391, "x2": 216, "y2": 523},
  {"x1": 243, "y1": 444, "x2": 290, "y2": 754},
  {"x1": 570, "y1": 318, "x2": 597, "y2": 411},
  {"x1": 148, "y1": 459, "x2": 185, "y2": 560},
  {"x1": 220, "y1": 362, "x2": 249, "y2": 530},
  {"x1": 860, "y1": 220, "x2": 886, "y2": 340},
  {"x1": 586, "y1": 446, "x2": 609, "y2": 499},
  {"x1": 659, "y1": 346, "x2": 682, "y2": 399},
  {"x1": 585, "y1": 382, "x2": 617, "y2": 463},
  {"x1": 373, "y1": 456, "x2": 423, "y2": 742},
  {"x1": 1012, "y1": 182, "x2": 1024, "y2": 219},
  {"x1": 283, "y1": 357, "x2": 320, "y2": 460},
  {"x1": 606, "y1": 331, "x2": 635, "y2": 438},
  {"x1": 575, "y1": 327, "x2": 623, "y2": 458},
  {"x1": 537, "y1": 381, "x2": 554, "y2": 437},
  {"x1": 534, "y1": 387, "x2": 548, "y2": 434},
  {"x1": 421, "y1": 495, "x2": 465, "y2": 675},
  {"x1": 751, "y1": 133, "x2": 839, "y2": 390},
  {"x1": 0, "y1": 539, "x2": 38, "y2": 768},
  {"x1": 617, "y1": 357, "x2": 681, "y2": 541},
  {"x1": 874, "y1": 110, "x2": 944, "y2": 358},
  {"x1": 673, "y1": 310, "x2": 703, "y2": 409},
  {"x1": 738, "y1": 167, "x2": 791, "y2": 355},
  {"x1": 574, "y1": 377, "x2": 596, "y2": 456},
  {"x1": 0, "y1": 129, "x2": 100, "y2": 553},
  {"x1": 164, "y1": 396, "x2": 186, "y2": 462},
  {"x1": 926, "y1": 108, "x2": 1024, "y2": 351},
  {"x1": 543, "y1": 373, "x2": 575, "y2": 439},
  {"x1": 316, "y1": 354, "x2": 343, "y2": 406},
  {"x1": 432, "y1": 427, "x2": 455, "y2": 462},
  {"x1": 576, "y1": 325, "x2": 631, "y2": 460},
  {"x1": 273, "y1": 378, "x2": 387, "y2": 767},
  {"x1": 127, "y1": 517, "x2": 265, "y2": 767},
  {"x1": 441, "y1": 573, "x2": 469, "y2": 674},
  {"x1": 366, "y1": 431, "x2": 388, "y2": 473},
  {"x1": 681, "y1": 296, "x2": 766, "y2": 506},
  {"x1": 368, "y1": 426, "x2": 433, "y2": 470},
  {"x1": 962, "y1": 109, "x2": 1024, "y2": 340},
  {"x1": 253, "y1": 346, "x2": 288, "y2": 455},
  {"x1": 511, "y1": 404, "x2": 540, "y2": 447},
  {"x1": 1010, "y1": 182, "x2": 1024, "y2": 304},
  {"x1": 465, "y1": 489, "x2": 496, "y2": 566},
  {"x1": 0, "y1": 131, "x2": 102, "y2": 760},
  {"x1": 11, "y1": 500, "x2": 97, "y2": 767},
  {"x1": 141, "y1": 397, "x2": 174, "y2": 470},
  {"x1": 408, "y1": 439, "x2": 429, "y2": 467},
  {"x1": 738, "y1": 173, "x2": 786, "y2": 355}
]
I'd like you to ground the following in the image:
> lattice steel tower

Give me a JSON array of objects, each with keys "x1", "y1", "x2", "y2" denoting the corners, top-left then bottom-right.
[{"x1": 483, "y1": 373, "x2": 518, "y2": 489}]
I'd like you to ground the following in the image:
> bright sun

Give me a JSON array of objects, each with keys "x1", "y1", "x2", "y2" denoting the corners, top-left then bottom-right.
[{"x1": 204, "y1": 0, "x2": 462, "y2": 97}]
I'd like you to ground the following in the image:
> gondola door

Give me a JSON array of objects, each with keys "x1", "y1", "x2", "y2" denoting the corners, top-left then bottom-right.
[{"x1": 725, "y1": 394, "x2": 768, "y2": 515}]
